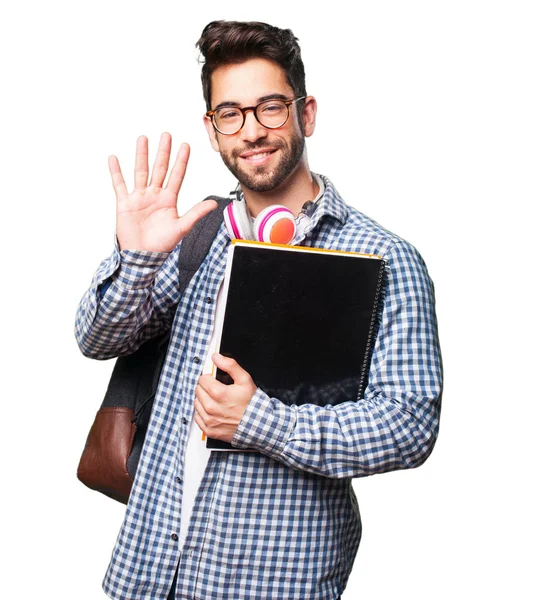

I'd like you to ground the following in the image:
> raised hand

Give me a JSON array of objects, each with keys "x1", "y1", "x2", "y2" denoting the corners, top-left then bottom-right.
[{"x1": 109, "y1": 132, "x2": 217, "y2": 252}]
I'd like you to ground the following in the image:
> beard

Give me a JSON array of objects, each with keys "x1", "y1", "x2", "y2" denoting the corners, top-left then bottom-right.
[{"x1": 219, "y1": 130, "x2": 306, "y2": 193}]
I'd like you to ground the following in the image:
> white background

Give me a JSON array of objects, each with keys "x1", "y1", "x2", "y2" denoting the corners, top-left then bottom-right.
[{"x1": 1, "y1": 1, "x2": 546, "y2": 598}]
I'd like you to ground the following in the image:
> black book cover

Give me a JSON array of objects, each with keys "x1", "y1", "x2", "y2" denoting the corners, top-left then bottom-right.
[{"x1": 207, "y1": 241, "x2": 385, "y2": 450}]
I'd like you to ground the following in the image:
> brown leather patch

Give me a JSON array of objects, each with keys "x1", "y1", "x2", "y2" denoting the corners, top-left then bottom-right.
[{"x1": 77, "y1": 407, "x2": 136, "y2": 504}]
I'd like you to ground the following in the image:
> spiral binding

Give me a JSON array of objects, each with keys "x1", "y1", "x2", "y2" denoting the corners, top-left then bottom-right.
[{"x1": 357, "y1": 260, "x2": 386, "y2": 400}]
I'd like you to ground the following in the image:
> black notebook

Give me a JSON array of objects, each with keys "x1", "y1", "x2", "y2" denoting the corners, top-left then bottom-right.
[{"x1": 205, "y1": 240, "x2": 386, "y2": 450}]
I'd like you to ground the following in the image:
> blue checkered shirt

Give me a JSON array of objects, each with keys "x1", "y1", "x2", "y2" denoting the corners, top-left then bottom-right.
[{"x1": 75, "y1": 175, "x2": 442, "y2": 600}]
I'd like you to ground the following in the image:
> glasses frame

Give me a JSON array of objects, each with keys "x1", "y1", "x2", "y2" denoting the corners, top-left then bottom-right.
[{"x1": 206, "y1": 96, "x2": 307, "y2": 135}]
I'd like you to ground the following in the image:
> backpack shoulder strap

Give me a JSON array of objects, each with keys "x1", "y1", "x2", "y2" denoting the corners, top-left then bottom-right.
[{"x1": 178, "y1": 196, "x2": 231, "y2": 293}]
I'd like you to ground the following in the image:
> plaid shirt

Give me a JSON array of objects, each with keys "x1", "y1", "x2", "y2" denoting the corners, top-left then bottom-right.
[{"x1": 75, "y1": 175, "x2": 442, "y2": 600}]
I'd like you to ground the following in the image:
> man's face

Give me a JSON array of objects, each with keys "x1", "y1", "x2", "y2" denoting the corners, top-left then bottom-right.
[{"x1": 204, "y1": 58, "x2": 307, "y2": 193}]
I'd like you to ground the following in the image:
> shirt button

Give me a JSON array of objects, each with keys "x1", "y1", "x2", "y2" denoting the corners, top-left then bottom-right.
[
  {"x1": 188, "y1": 550, "x2": 194, "y2": 558},
  {"x1": 205, "y1": 297, "x2": 212, "y2": 304},
  {"x1": 182, "y1": 417, "x2": 187, "y2": 424},
  {"x1": 171, "y1": 533, "x2": 179, "y2": 541},
  {"x1": 176, "y1": 477, "x2": 182, "y2": 484},
  {"x1": 193, "y1": 356, "x2": 200, "y2": 364}
]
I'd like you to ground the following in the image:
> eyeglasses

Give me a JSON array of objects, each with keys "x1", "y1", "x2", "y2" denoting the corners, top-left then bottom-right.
[{"x1": 206, "y1": 96, "x2": 307, "y2": 135}]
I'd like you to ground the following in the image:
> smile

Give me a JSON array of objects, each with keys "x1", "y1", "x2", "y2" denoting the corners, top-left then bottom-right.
[{"x1": 240, "y1": 149, "x2": 277, "y2": 166}]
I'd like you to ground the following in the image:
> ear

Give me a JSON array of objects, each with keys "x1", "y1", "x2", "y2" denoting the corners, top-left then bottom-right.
[
  {"x1": 203, "y1": 114, "x2": 220, "y2": 152},
  {"x1": 302, "y1": 96, "x2": 318, "y2": 138}
]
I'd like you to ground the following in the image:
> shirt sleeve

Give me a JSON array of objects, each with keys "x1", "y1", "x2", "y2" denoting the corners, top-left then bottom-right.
[
  {"x1": 230, "y1": 239, "x2": 443, "y2": 479},
  {"x1": 74, "y1": 234, "x2": 181, "y2": 360}
]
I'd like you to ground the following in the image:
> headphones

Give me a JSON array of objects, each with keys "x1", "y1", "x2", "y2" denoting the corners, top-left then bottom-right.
[{"x1": 223, "y1": 173, "x2": 325, "y2": 245}]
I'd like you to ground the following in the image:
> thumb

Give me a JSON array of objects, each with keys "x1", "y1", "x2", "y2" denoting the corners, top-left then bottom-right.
[
  {"x1": 213, "y1": 353, "x2": 252, "y2": 386},
  {"x1": 177, "y1": 199, "x2": 218, "y2": 239}
]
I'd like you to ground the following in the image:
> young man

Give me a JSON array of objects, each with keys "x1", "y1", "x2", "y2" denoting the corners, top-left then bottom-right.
[{"x1": 75, "y1": 20, "x2": 442, "y2": 600}]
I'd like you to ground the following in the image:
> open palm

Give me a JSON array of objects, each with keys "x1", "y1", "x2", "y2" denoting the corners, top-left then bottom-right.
[{"x1": 110, "y1": 132, "x2": 217, "y2": 252}]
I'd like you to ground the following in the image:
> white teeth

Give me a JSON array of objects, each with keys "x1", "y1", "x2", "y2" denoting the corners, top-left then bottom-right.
[{"x1": 244, "y1": 151, "x2": 272, "y2": 160}]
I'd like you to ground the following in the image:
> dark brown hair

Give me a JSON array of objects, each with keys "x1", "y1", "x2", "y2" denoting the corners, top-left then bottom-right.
[{"x1": 196, "y1": 20, "x2": 307, "y2": 113}]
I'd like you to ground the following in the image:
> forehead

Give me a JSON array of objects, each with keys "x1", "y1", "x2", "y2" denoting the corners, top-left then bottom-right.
[{"x1": 210, "y1": 58, "x2": 294, "y2": 107}]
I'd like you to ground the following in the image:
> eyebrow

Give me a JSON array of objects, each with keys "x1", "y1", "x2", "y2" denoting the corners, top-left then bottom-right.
[{"x1": 212, "y1": 93, "x2": 291, "y2": 111}]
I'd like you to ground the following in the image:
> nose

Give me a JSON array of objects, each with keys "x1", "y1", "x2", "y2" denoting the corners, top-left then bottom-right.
[{"x1": 240, "y1": 108, "x2": 268, "y2": 143}]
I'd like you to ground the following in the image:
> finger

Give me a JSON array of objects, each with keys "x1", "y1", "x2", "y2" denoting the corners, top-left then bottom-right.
[
  {"x1": 108, "y1": 155, "x2": 128, "y2": 199},
  {"x1": 194, "y1": 386, "x2": 213, "y2": 414},
  {"x1": 176, "y1": 199, "x2": 218, "y2": 239},
  {"x1": 193, "y1": 401, "x2": 207, "y2": 434},
  {"x1": 165, "y1": 143, "x2": 190, "y2": 197},
  {"x1": 197, "y1": 374, "x2": 226, "y2": 400},
  {"x1": 134, "y1": 135, "x2": 149, "y2": 190},
  {"x1": 150, "y1": 132, "x2": 172, "y2": 188},
  {"x1": 212, "y1": 353, "x2": 251, "y2": 386}
]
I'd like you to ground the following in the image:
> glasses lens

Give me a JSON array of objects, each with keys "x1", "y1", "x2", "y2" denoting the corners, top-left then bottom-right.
[
  {"x1": 214, "y1": 107, "x2": 244, "y2": 134},
  {"x1": 257, "y1": 100, "x2": 288, "y2": 128}
]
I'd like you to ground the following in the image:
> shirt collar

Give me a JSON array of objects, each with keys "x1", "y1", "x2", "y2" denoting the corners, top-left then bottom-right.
[{"x1": 301, "y1": 173, "x2": 348, "y2": 238}]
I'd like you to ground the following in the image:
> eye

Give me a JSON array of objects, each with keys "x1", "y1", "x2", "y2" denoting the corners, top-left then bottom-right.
[
  {"x1": 216, "y1": 109, "x2": 241, "y2": 121},
  {"x1": 260, "y1": 102, "x2": 284, "y2": 114}
]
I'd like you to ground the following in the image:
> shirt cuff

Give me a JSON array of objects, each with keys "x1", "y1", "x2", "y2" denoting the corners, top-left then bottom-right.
[
  {"x1": 231, "y1": 388, "x2": 297, "y2": 457},
  {"x1": 112, "y1": 232, "x2": 172, "y2": 290}
]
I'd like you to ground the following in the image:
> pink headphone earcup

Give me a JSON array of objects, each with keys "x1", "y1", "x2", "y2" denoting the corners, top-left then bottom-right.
[
  {"x1": 254, "y1": 206, "x2": 296, "y2": 245},
  {"x1": 223, "y1": 200, "x2": 254, "y2": 240}
]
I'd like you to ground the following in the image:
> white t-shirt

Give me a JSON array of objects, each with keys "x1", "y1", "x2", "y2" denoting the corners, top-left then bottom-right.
[{"x1": 178, "y1": 281, "x2": 224, "y2": 550}]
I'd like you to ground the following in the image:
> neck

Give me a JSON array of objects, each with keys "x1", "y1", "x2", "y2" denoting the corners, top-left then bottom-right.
[{"x1": 240, "y1": 158, "x2": 319, "y2": 218}]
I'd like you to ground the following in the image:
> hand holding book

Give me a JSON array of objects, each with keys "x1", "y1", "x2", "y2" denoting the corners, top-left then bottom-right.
[{"x1": 194, "y1": 352, "x2": 257, "y2": 444}]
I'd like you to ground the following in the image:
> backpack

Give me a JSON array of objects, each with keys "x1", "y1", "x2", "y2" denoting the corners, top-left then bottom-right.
[{"x1": 77, "y1": 197, "x2": 230, "y2": 504}]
